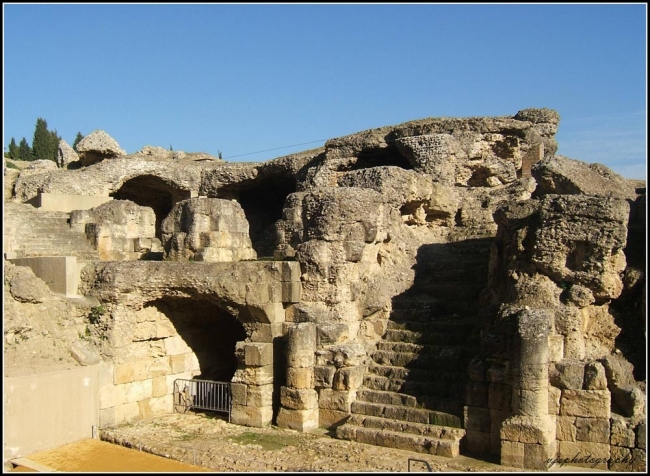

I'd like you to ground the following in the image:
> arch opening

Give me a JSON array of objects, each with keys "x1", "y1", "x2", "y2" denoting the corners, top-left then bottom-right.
[{"x1": 111, "y1": 175, "x2": 191, "y2": 240}]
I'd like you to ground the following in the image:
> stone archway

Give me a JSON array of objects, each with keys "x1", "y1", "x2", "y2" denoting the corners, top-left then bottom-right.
[{"x1": 111, "y1": 175, "x2": 192, "y2": 239}]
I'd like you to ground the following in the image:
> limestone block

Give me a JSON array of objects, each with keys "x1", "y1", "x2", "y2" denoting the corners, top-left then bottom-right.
[
  {"x1": 152, "y1": 376, "x2": 167, "y2": 398},
  {"x1": 245, "y1": 343, "x2": 274, "y2": 367},
  {"x1": 523, "y1": 441, "x2": 556, "y2": 471},
  {"x1": 500, "y1": 415, "x2": 555, "y2": 445},
  {"x1": 276, "y1": 407, "x2": 319, "y2": 432},
  {"x1": 287, "y1": 367, "x2": 314, "y2": 389},
  {"x1": 466, "y1": 430, "x2": 491, "y2": 455},
  {"x1": 437, "y1": 440, "x2": 460, "y2": 458},
  {"x1": 583, "y1": 362, "x2": 608, "y2": 390},
  {"x1": 560, "y1": 389, "x2": 611, "y2": 419},
  {"x1": 548, "y1": 386, "x2": 561, "y2": 415},
  {"x1": 115, "y1": 402, "x2": 140, "y2": 425},
  {"x1": 556, "y1": 416, "x2": 577, "y2": 441},
  {"x1": 247, "y1": 322, "x2": 284, "y2": 343},
  {"x1": 501, "y1": 440, "x2": 524, "y2": 468},
  {"x1": 164, "y1": 335, "x2": 192, "y2": 356},
  {"x1": 332, "y1": 366, "x2": 365, "y2": 391},
  {"x1": 114, "y1": 363, "x2": 134, "y2": 385},
  {"x1": 313, "y1": 366, "x2": 335, "y2": 388},
  {"x1": 517, "y1": 389, "x2": 550, "y2": 417},
  {"x1": 318, "y1": 389, "x2": 356, "y2": 412},
  {"x1": 317, "y1": 323, "x2": 350, "y2": 345},
  {"x1": 329, "y1": 344, "x2": 366, "y2": 368},
  {"x1": 165, "y1": 372, "x2": 193, "y2": 394},
  {"x1": 549, "y1": 360, "x2": 585, "y2": 390},
  {"x1": 148, "y1": 357, "x2": 172, "y2": 378},
  {"x1": 282, "y1": 281, "x2": 302, "y2": 303},
  {"x1": 149, "y1": 394, "x2": 173, "y2": 415},
  {"x1": 466, "y1": 382, "x2": 488, "y2": 407},
  {"x1": 99, "y1": 384, "x2": 127, "y2": 409},
  {"x1": 488, "y1": 383, "x2": 511, "y2": 411},
  {"x1": 124, "y1": 379, "x2": 153, "y2": 403},
  {"x1": 490, "y1": 409, "x2": 510, "y2": 454},
  {"x1": 281, "y1": 261, "x2": 301, "y2": 282},
  {"x1": 230, "y1": 383, "x2": 247, "y2": 406},
  {"x1": 609, "y1": 446, "x2": 635, "y2": 472},
  {"x1": 248, "y1": 302, "x2": 285, "y2": 324},
  {"x1": 281, "y1": 387, "x2": 318, "y2": 410},
  {"x1": 636, "y1": 422, "x2": 646, "y2": 449},
  {"x1": 610, "y1": 415, "x2": 636, "y2": 447},
  {"x1": 557, "y1": 441, "x2": 610, "y2": 470},
  {"x1": 170, "y1": 354, "x2": 185, "y2": 373},
  {"x1": 612, "y1": 386, "x2": 645, "y2": 418},
  {"x1": 630, "y1": 448, "x2": 646, "y2": 472},
  {"x1": 231, "y1": 404, "x2": 273, "y2": 428},
  {"x1": 575, "y1": 417, "x2": 610, "y2": 443},
  {"x1": 232, "y1": 365, "x2": 274, "y2": 386},
  {"x1": 138, "y1": 400, "x2": 154, "y2": 421},
  {"x1": 246, "y1": 384, "x2": 274, "y2": 407},
  {"x1": 319, "y1": 409, "x2": 349, "y2": 429},
  {"x1": 184, "y1": 353, "x2": 200, "y2": 373},
  {"x1": 100, "y1": 407, "x2": 116, "y2": 428},
  {"x1": 465, "y1": 406, "x2": 491, "y2": 433},
  {"x1": 155, "y1": 320, "x2": 176, "y2": 339}
]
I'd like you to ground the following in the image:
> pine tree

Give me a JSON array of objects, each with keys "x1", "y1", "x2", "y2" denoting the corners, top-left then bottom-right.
[
  {"x1": 8, "y1": 138, "x2": 19, "y2": 159},
  {"x1": 18, "y1": 138, "x2": 32, "y2": 161},
  {"x1": 31, "y1": 117, "x2": 58, "y2": 162},
  {"x1": 73, "y1": 132, "x2": 83, "y2": 151}
]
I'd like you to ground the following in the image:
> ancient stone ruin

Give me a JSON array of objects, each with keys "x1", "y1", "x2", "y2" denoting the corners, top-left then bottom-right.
[{"x1": 3, "y1": 108, "x2": 646, "y2": 471}]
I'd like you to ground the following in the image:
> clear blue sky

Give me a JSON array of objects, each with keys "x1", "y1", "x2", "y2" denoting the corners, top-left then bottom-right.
[{"x1": 3, "y1": 3, "x2": 647, "y2": 179}]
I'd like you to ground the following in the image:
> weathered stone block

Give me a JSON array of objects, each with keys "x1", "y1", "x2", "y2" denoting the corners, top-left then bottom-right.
[
  {"x1": 548, "y1": 386, "x2": 561, "y2": 415},
  {"x1": 630, "y1": 448, "x2": 646, "y2": 472},
  {"x1": 99, "y1": 384, "x2": 127, "y2": 409},
  {"x1": 436, "y1": 440, "x2": 459, "y2": 458},
  {"x1": 575, "y1": 417, "x2": 610, "y2": 443},
  {"x1": 282, "y1": 281, "x2": 302, "y2": 303},
  {"x1": 318, "y1": 389, "x2": 355, "y2": 412},
  {"x1": 609, "y1": 445, "x2": 635, "y2": 472},
  {"x1": 556, "y1": 416, "x2": 577, "y2": 441},
  {"x1": 231, "y1": 404, "x2": 273, "y2": 428},
  {"x1": 232, "y1": 365, "x2": 274, "y2": 385},
  {"x1": 612, "y1": 385, "x2": 645, "y2": 418},
  {"x1": 466, "y1": 430, "x2": 490, "y2": 454},
  {"x1": 149, "y1": 394, "x2": 173, "y2": 415},
  {"x1": 147, "y1": 357, "x2": 172, "y2": 378},
  {"x1": 610, "y1": 415, "x2": 636, "y2": 447},
  {"x1": 99, "y1": 407, "x2": 116, "y2": 428},
  {"x1": 523, "y1": 441, "x2": 556, "y2": 471},
  {"x1": 276, "y1": 407, "x2": 319, "y2": 432},
  {"x1": 500, "y1": 415, "x2": 555, "y2": 445},
  {"x1": 124, "y1": 379, "x2": 153, "y2": 403},
  {"x1": 164, "y1": 335, "x2": 191, "y2": 356},
  {"x1": 247, "y1": 322, "x2": 284, "y2": 343},
  {"x1": 152, "y1": 376, "x2": 167, "y2": 398},
  {"x1": 636, "y1": 422, "x2": 646, "y2": 450},
  {"x1": 501, "y1": 440, "x2": 524, "y2": 468},
  {"x1": 287, "y1": 367, "x2": 314, "y2": 389},
  {"x1": 466, "y1": 382, "x2": 488, "y2": 407},
  {"x1": 557, "y1": 440, "x2": 610, "y2": 470},
  {"x1": 560, "y1": 389, "x2": 610, "y2": 419},
  {"x1": 230, "y1": 383, "x2": 247, "y2": 406},
  {"x1": 170, "y1": 354, "x2": 185, "y2": 373},
  {"x1": 246, "y1": 384, "x2": 274, "y2": 407},
  {"x1": 488, "y1": 383, "x2": 511, "y2": 411},
  {"x1": 115, "y1": 402, "x2": 140, "y2": 425},
  {"x1": 316, "y1": 323, "x2": 349, "y2": 345},
  {"x1": 465, "y1": 406, "x2": 491, "y2": 433},
  {"x1": 319, "y1": 409, "x2": 349, "y2": 429},
  {"x1": 244, "y1": 343, "x2": 274, "y2": 367},
  {"x1": 114, "y1": 363, "x2": 135, "y2": 385},
  {"x1": 137, "y1": 399, "x2": 154, "y2": 420},
  {"x1": 286, "y1": 323, "x2": 316, "y2": 368},
  {"x1": 548, "y1": 334, "x2": 564, "y2": 362},
  {"x1": 281, "y1": 387, "x2": 318, "y2": 410},
  {"x1": 549, "y1": 360, "x2": 584, "y2": 390},
  {"x1": 332, "y1": 366, "x2": 365, "y2": 391},
  {"x1": 583, "y1": 361, "x2": 607, "y2": 390}
]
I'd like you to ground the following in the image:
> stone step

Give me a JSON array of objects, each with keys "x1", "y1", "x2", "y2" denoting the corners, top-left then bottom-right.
[
  {"x1": 385, "y1": 319, "x2": 476, "y2": 335},
  {"x1": 362, "y1": 374, "x2": 466, "y2": 399},
  {"x1": 390, "y1": 299, "x2": 449, "y2": 312},
  {"x1": 383, "y1": 329, "x2": 467, "y2": 345},
  {"x1": 356, "y1": 388, "x2": 419, "y2": 408},
  {"x1": 350, "y1": 400, "x2": 462, "y2": 428},
  {"x1": 345, "y1": 414, "x2": 465, "y2": 441},
  {"x1": 371, "y1": 349, "x2": 469, "y2": 370},
  {"x1": 367, "y1": 363, "x2": 466, "y2": 383},
  {"x1": 376, "y1": 341, "x2": 471, "y2": 355},
  {"x1": 336, "y1": 423, "x2": 463, "y2": 458}
]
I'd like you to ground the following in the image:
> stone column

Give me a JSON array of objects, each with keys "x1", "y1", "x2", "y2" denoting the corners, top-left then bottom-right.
[
  {"x1": 276, "y1": 322, "x2": 319, "y2": 431},
  {"x1": 501, "y1": 309, "x2": 556, "y2": 470}
]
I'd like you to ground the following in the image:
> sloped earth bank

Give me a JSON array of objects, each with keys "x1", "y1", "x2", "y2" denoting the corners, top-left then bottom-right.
[{"x1": 98, "y1": 413, "x2": 602, "y2": 472}]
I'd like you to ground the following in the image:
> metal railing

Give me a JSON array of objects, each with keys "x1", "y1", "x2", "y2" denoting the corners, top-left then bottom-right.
[
  {"x1": 173, "y1": 378, "x2": 231, "y2": 422},
  {"x1": 408, "y1": 458, "x2": 433, "y2": 472}
]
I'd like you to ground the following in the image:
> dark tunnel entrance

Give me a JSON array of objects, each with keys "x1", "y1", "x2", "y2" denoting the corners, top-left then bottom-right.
[
  {"x1": 147, "y1": 297, "x2": 248, "y2": 382},
  {"x1": 217, "y1": 176, "x2": 297, "y2": 257},
  {"x1": 111, "y1": 175, "x2": 192, "y2": 240}
]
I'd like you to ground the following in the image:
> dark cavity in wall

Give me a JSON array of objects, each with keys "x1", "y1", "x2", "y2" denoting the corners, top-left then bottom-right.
[
  {"x1": 217, "y1": 175, "x2": 297, "y2": 257},
  {"x1": 146, "y1": 297, "x2": 247, "y2": 382},
  {"x1": 337, "y1": 145, "x2": 414, "y2": 171},
  {"x1": 111, "y1": 175, "x2": 191, "y2": 240}
]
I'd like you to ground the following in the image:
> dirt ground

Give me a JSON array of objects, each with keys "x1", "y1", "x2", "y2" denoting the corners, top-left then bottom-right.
[{"x1": 96, "y1": 412, "x2": 605, "y2": 473}]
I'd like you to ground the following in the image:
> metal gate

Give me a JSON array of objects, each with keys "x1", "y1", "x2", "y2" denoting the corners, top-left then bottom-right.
[{"x1": 173, "y1": 378, "x2": 231, "y2": 422}]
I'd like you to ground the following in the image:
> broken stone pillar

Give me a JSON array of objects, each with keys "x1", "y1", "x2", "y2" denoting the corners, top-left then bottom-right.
[
  {"x1": 231, "y1": 342, "x2": 274, "y2": 427},
  {"x1": 501, "y1": 309, "x2": 556, "y2": 470},
  {"x1": 276, "y1": 322, "x2": 319, "y2": 431}
]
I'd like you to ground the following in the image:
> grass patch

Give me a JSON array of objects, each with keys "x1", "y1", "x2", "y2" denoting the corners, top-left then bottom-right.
[{"x1": 229, "y1": 430, "x2": 301, "y2": 451}]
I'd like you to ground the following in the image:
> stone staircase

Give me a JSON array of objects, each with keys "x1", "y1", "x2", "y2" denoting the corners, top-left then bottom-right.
[
  {"x1": 3, "y1": 202, "x2": 98, "y2": 262},
  {"x1": 336, "y1": 298, "x2": 478, "y2": 458}
]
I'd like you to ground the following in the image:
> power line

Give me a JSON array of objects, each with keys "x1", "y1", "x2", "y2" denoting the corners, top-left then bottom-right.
[{"x1": 223, "y1": 139, "x2": 328, "y2": 160}]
